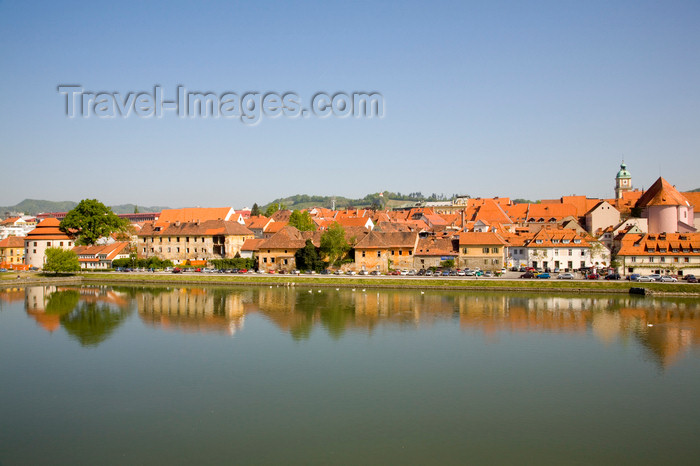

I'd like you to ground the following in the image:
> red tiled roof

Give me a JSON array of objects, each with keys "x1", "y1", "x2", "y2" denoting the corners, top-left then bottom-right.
[{"x1": 636, "y1": 178, "x2": 690, "y2": 207}]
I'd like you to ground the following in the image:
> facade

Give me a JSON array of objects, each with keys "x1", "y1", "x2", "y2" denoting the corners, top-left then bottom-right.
[
  {"x1": 413, "y1": 235, "x2": 458, "y2": 269},
  {"x1": 585, "y1": 201, "x2": 620, "y2": 235},
  {"x1": 354, "y1": 231, "x2": 419, "y2": 273},
  {"x1": 0, "y1": 216, "x2": 37, "y2": 239},
  {"x1": 137, "y1": 220, "x2": 254, "y2": 264},
  {"x1": 0, "y1": 236, "x2": 25, "y2": 267},
  {"x1": 23, "y1": 218, "x2": 74, "y2": 268},
  {"x1": 457, "y1": 232, "x2": 507, "y2": 270},
  {"x1": 616, "y1": 232, "x2": 700, "y2": 276}
]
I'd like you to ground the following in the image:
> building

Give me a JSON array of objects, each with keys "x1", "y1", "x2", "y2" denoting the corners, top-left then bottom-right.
[
  {"x1": 353, "y1": 231, "x2": 418, "y2": 273},
  {"x1": 0, "y1": 236, "x2": 25, "y2": 268},
  {"x1": 137, "y1": 220, "x2": 254, "y2": 264},
  {"x1": 256, "y1": 226, "x2": 321, "y2": 272},
  {"x1": 635, "y1": 177, "x2": 695, "y2": 234},
  {"x1": 457, "y1": 232, "x2": 507, "y2": 271},
  {"x1": 0, "y1": 215, "x2": 37, "y2": 239},
  {"x1": 584, "y1": 201, "x2": 621, "y2": 235},
  {"x1": 616, "y1": 232, "x2": 700, "y2": 277},
  {"x1": 615, "y1": 162, "x2": 633, "y2": 199},
  {"x1": 23, "y1": 218, "x2": 74, "y2": 268},
  {"x1": 413, "y1": 235, "x2": 458, "y2": 269},
  {"x1": 73, "y1": 242, "x2": 131, "y2": 269}
]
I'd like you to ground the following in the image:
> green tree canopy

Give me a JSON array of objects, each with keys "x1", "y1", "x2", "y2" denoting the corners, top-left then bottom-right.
[
  {"x1": 43, "y1": 247, "x2": 80, "y2": 274},
  {"x1": 320, "y1": 222, "x2": 351, "y2": 266},
  {"x1": 294, "y1": 239, "x2": 324, "y2": 271},
  {"x1": 288, "y1": 210, "x2": 316, "y2": 231},
  {"x1": 60, "y1": 199, "x2": 129, "y2": 245},
  {"x1": 251, "y1": 203, "x2": 261, "y2": 217},
  {"x1": 264, "y1": 203, "x2": 287, "y2": 217}
]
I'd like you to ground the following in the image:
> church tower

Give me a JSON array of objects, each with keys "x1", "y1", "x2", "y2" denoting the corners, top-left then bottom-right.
[{"x1": 615, "y1": 161, "x2": 632, "y2": 199}]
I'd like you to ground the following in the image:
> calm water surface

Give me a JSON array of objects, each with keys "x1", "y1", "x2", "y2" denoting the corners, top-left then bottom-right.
[{"x1": 1, "y1": 284, "x2": 699, "y2": 465}]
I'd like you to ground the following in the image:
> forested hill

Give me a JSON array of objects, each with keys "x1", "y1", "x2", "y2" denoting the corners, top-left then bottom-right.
[
  {"x1": 1, "y1": 199, "x2": 168, "y2": 216},
  {"x1": 262, "y1": 192, "x2": 465, "y2": 211}
]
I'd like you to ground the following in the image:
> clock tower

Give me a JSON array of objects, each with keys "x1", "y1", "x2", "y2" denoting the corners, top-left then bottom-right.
[{"x1": 614, "y1": 162, "x2": 632, "y2": 199}]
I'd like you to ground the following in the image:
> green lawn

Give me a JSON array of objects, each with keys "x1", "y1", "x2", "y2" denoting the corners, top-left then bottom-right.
[{"x1": 78, "y1": 272, "x2": 700, "y2": 294}]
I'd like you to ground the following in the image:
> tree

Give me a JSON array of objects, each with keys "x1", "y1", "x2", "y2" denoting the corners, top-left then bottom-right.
[
  {"x1": 251, "y1": 203, "x2": 261, "y2": 217},
  {"x1": 133, "y1": 205, "x2": 139, "y2": 214},
  {"x1": 288, "y1": 210, "x2": 316, "y2": 231},
  {"x1": 60, "y1": 199, "x2": 129, "y2": 246},
  {"x1": 294, "y1": 239, "x2": 324, "y2": 271},
  {"x1": 43, "y1": 247, "x2": 80, "y2": 274},
  {"x1": 320, "y1": 222, "x2": 351, "y2": 266},
  {"x1": 264, "y1": 203, "x2": 287, "y2": 217}
]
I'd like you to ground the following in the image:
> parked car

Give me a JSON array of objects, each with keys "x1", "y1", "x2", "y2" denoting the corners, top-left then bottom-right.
[
  {"x1": 370, "y1": 270, "x2": 382, "y2": 276},
  {"x1": 291, "y1": 270, "x2": 301, "y2": 275},
  {"x1": 684, "y1": 274, "x2": 696, "y2": 281},
  {"x1": 627, "y1": 274, "x2": 640, "y2": 281},
  {"x1": 648, "y1": 274, "x2": 662, "y2": 282},
  {"x1": 358, "y1": 270, "x2": 369, "y2": 275},
  {"x1": 483, "y1": 271, "x2": 493, "y2": 277},
  {"x1": 520, "y1": 271, "x2": 535, "y2": 279},
  {"x1": 456, "y1": 269, "x2": 466, "y2": 276},
  {"x1": 425, "y1": 270, "x2": 434, "y2": 276},
  {"x1": 346, "y1": 270, "x2": 357, "y2": 275},
  {"x1": 605, "y1": 273, "x2": 621, "y2": 280},
  {"x1": 171, "y1": 267, "x2": 181, "y2": 274},
  {"x1": 659, "y1": 275, "x2": 677, "y2": 282},
  {"x1": 557, "y1": 273, "x2": 574, "y2": 279},
  {"x1": 635, "y1": 275, "x2": 653, "y2": 282},
  {"x1": 536, "y1": 273, "x2": 551, "y2": 279}
]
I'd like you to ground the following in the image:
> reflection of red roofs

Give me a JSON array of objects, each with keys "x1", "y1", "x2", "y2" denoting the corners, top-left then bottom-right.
[{"x1": 26, "y1": 309, "x2": 61, "y2": 333}]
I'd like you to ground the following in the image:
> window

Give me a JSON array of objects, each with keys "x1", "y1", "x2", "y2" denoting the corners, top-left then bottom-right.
[
  {"x1": 631, "y1": 257, "x2": 636, "y2": 262},
  {"x1": 362, "y1": 251, "x2": 365, "y2": 257},
  {"x1": 177, "y1": 247, "x2": 180, "y2": 252},
  {"x1": 59, "y1": 242, "x2": 63, "y2": 246},
  {"x1": 399, "y1": 250, "x2": 403, "y2": 256},
  {"x1": 284, "y1": 259, "x2": 288, "y2": 265},
  {"x1": 660, "y1": 257, "x2": 665, "y2": 263},
  {"x1": 409, "y1": 250, "x2": 412, "y2": 255},
  {"x1": 554, "y1": 249, "x2": 559, "y2": 256},
  {"x1": 34, "y1": 242, "x2": 37, "y2": 246},
  {"x1": 568, "y1": 249, "x2": 572, "y2": 256},
  {"x1": 271, "y1": 258, "x2": 275, "y2": 263},
  {"x1": 392, "y1": 250, "x2": 395, "y2": 256},
  {"x1": 685, "y1": 257, "x2": 690, "y2": 263},
  {"x1": 463, "y1": 248, "x2": 468, "y2": 254},
  {"x1": 143, "y1": 248, "x2": 146, "y2": 253},
  {"x1": 482, "y1": 248, "x2": 489, "y2": 253},
  {"x1": 186, "y1": 248, "x2": 190, "y2": 253},
  {"x1": 377, "y1": 251, "x2": 381, "y2": 257},
  {"x1": 649, "y1": 257, "x2": 654, "y2": 263},
  {"x1": 493, "y1": 248, "x2": 499, "y2": 253},
  {"x1": 263, "y1": 257, "x2": 267, "y2": 263},
  {"x1": 168, "y1": 247, "x2": 171, "y2": 252}
]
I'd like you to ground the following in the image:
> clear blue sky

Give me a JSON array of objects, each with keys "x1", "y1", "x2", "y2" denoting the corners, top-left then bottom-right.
[{"x1": 1, "y1": 0, "x2": 699, "y2": 208}]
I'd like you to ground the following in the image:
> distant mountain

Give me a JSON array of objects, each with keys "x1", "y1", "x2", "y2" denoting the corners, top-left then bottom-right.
[
  {"x1": 109, "y1": 204, "x2": 170, "y2": 215},
  {"x1": 1, "y1": 199, "x2": 78, "y2": 216},
  {"x1": 688, "y1": 188, "x2": 700, "y2": 192},
  {"x1": 0, "y1": 199, "x2": 169, "y2": 216}
]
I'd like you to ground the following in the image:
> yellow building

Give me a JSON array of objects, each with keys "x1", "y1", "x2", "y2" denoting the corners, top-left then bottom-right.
[
  {"x1": 0, "y1": 236, "x2": 25, "y2": 267},
  {"x1": 458, "y1": 232, "x2": 507, "y2": 270}
]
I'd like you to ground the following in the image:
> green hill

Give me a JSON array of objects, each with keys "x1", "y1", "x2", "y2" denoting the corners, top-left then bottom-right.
[
  {"x1": 262, "y1": 192, "x2": 463, "y2": 211},
  {"x1": 1, "y1": 199, "x2": 169, "y2": 216}
]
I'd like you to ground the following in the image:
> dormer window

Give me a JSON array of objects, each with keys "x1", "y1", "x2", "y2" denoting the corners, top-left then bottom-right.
[
  {"x1": 659, "y1": 248, "x2": 667, "y2": 253},
  {"x1": 535, "y1": 239, "x2": 543, "y2": 244},
  {"x1": 562, "y1": 239, "x2": 570, "y2": 244},
  {"x1": 573, "y1": 239, "x2": 581, "y2": 244},
  {"x1": 552, "y1": 239, "x2": 560, "y2": 244}
]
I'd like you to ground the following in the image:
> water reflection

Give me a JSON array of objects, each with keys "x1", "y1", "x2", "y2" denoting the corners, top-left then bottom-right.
[
  {"x1": 20, "y1": 286, "x2": 132, "y2": 346},
  {"x1": 3, "y1": 285, "x2": 699, "y2": 366}
]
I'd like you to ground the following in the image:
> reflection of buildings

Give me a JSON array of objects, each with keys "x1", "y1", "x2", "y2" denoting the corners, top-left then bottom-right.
[
  {"x1": 23, "y1": 286, "x2": 131, "y2": 335},
  {"x1": 11, "y1": 285, "x2": 700, "y2": 368},
  {"x1": 137, "y1": 288, "x2": 249, "y2": 335},
  {"x1": 25, "y1": 285, "x2": 61, "y2": 332}
]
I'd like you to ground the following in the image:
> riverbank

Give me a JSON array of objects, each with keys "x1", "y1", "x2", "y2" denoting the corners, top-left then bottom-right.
[{"x1": 2, "y1": 271, "x2": 699, "y2": 296}]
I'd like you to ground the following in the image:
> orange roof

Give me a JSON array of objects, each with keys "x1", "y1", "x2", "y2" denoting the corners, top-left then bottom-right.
[
  {"x1": 245, "y1": 215, "x2": 271, "y2": 229},
  {"x1": 0, "y1": 217, "x2": 20, "y2": 226},
  {"x1": 25, "y1": 218, "x2": 72, "y2": 240},
  {"x1": 241, "y1": 238, "x2": 266, "y2": 251},
  {"x1": 264, "y1": 221, "x2": 289, "y2": 234},
  {"x1": 681, "y1": 191, "x2": 700, "y2": 208},
  {"x1": 458, "y1": 231, "x2": 507, "y2": 246},
  {"x1": 618, "y1": 233, "x2": 700, "y2": 256},
  {"x1": 0, "y1": 236, "x2": 25, "y2": 248},
  {"x1": 636, "y1": 178, "x2": 690, "y2": 207},
  {"x1": 156, "y1": 207, "x2": 234, "y2": 227}
]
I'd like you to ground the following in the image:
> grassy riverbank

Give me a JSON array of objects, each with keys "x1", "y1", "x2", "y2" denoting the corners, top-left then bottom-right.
[
  {"x1": 3, "y1": 271, "x2": 698, "y2": 295},
  {"x1": 72, "y1": 271, "x2": 700, "y2": 294}
]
